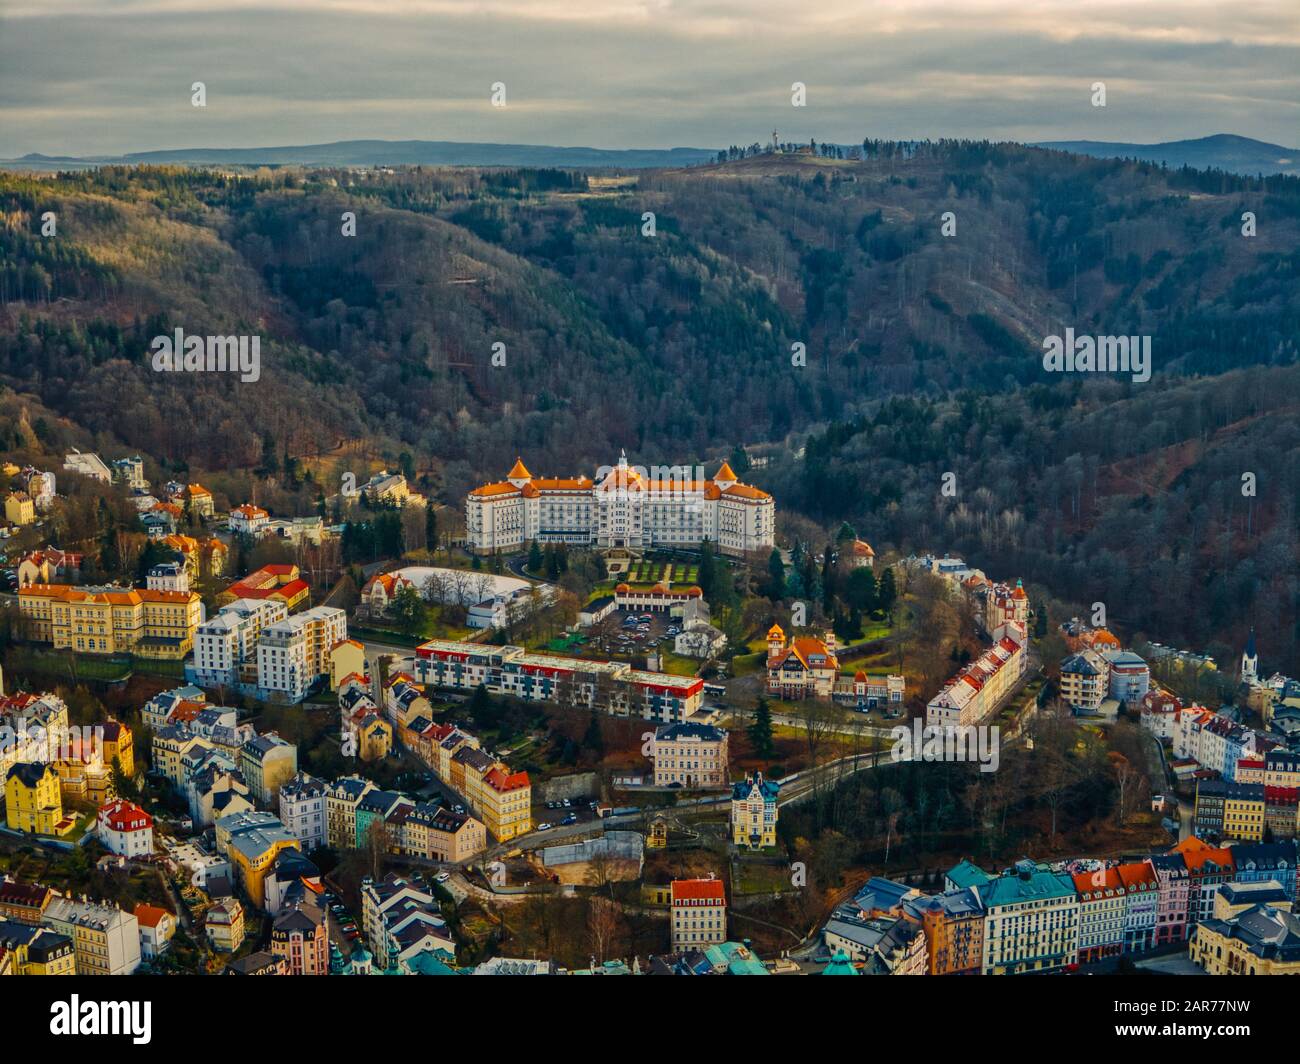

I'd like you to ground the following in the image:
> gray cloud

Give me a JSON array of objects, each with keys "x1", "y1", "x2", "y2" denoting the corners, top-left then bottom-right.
[{"x1": 2, "y1": 1, "x2": 1297, "y2": 156}]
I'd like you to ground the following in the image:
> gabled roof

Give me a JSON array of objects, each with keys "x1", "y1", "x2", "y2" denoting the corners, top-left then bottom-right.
[{"x1": 507, "y1": 457, "x2": 532, "y2": 480}]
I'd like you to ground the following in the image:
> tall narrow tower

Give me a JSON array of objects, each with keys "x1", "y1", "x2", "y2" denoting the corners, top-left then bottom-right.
[{"x1": 1240, "y1": 628, "x2": 1259, "y2": 686}]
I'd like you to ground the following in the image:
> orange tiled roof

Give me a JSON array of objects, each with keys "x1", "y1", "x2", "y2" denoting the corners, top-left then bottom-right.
[
  {"x1": 484, "y1": 766, "x2": 530, "y2": 793},
  {"x1": 714, "y1": 460, "x2": 738, "y2": 482},
  {"x1": 671, "y1": 878, "x2": 726, "y2": 904},
  {"x1": 721, "y1": 482, "x2": 770, "y2": 501},
  {"x1": 469, "y1": 481, "x2": 519, "y2": 498},
  {"x1": 133, "y1": 903, "x2": 171, "y2": 928},
  {"x1": 507, "y1": 457, "x2": 532, "y2": 480},
  {"x1": 1073, "y1": 867, "x2": 1122, "y2": 895},
  {"x1": 19, "y1": 584, "x2": 194, "y2": 606}
]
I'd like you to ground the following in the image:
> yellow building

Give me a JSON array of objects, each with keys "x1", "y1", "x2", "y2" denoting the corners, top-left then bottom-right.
[
  {"x1": 152, "y1": 729, "x2": 210, "y2": 787},
  {"x1": 42, "y1": 896, "x2": 141, "y2": 975},
  {"x1": 102, "y1": 719, "x2": 135, "y2": 778},
  {"x1": 730, "y1": 773, "x2": 780, "y2": 849},
  {"x1": 349, "y1": 710, "x2": 392, "y2": 763},
  {"x1": 216, "y1": 811, "x2": 300, "y2": 910},
  {"x1": 163, "y1": 534, "x2": 227, "y2": 580},
  {"x1": 1224, "y1": 789, "x2": 1266, "y2": 843},
  {"x1": 4, "y1": 763, "x2": 70, "y2": 836},
  {"x1": 238, "y1": 733, "x2": 298, "y2": 805},
  {"x1": 18, "y1": 584, "x2": 203, "y2": 659},
  {"x1": 477, "y1": 764, "x2": 532, "y2": 842},
  {"x1": 205, "y1": 898, "x2": 246, "y2": 952},
  {"x1": 1191, "y1": 905, "x2": 1300, "y2": 975},
  {"x1": 329, "y1": 639, "x2": 366, "y2": 690},
  {"x1": 54, "y1": 758, "x2": 115, "y2": 806},
  {"x1": 0, "y1": 922, "x2": 76, "y2": 975},
  {"x1": 5, "y1": 491, "x2": 36, "y2": 527}
]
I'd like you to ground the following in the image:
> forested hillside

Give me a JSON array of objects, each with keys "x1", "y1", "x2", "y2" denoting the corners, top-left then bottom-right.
[{"x1": 1, "y1": 142, "x2": 1297, "y2": 669}]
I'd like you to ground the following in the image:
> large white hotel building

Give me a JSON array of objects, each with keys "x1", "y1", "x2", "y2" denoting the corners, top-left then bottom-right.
[{"x1": 466, "y1": 451, "x2": 775, "y2": 557}]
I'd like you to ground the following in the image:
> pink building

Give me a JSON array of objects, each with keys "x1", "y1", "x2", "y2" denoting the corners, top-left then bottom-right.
[{"x1": 1150, "y1": 852, "x2": 1190, "y2": 945}]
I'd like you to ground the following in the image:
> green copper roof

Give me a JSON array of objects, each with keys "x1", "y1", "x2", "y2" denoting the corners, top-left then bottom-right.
[{"x1": 821, "y1": 949, "x2": 860, "y2": 975}]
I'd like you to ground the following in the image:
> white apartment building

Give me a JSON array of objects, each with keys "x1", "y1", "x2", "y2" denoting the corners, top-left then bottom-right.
[
  {"x1": 229, "y1": 503, "x2": 270, "y2": 536},
  {"x1": 255, "y1": 606, "x2": 347, "y2": 703},
  {"x1": 466, "y1": 451, "x2": 775, "y2": 558},
  {"x1": 194, "y1": 597, "x2": 289, "y2": 687},
  {"x1": 96, "y1": 798, "x2": 155, "y2": 859},
  {"x1": 278, "y1": 771, "x2": 327, "y2": 852},
  {"x1": 670, "y1": 877, "x2": 727, "y2": 951},
  {"x1": 63, "y1": 450, "x2": 112, "y2": 483},
  {"x1": 1060, "y1": 649, "x2": 1111, "y2": 712},
  {"x1": 926, "y1": 622, "x2": 1028, "y2": 729},
  {"x1": 980, "y1": 861, "x2": 1079, "y2": 976},
  {"x1": 146, "y1": 560, "x2": 190, "y2": 594}
]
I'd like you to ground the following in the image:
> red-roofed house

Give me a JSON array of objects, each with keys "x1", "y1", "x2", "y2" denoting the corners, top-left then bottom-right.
[
  {"x1": 671, "y1": 876, "x2": 727, "y2": 950},
  {"x1": 97, "y1": 798, "x2": 154, "y2": 858},
  {"x1": 134, "y1": 903, "x2": 176, "y2": 959}
]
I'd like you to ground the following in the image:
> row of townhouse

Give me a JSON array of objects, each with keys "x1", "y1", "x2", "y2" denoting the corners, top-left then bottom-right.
[
  {"x1": 152, "y1": 713, "x2": 297, "y2": 811},
  {"x1": 814, "y1": 837, "x2": 1296, "y2": 975},
  {"x1": 1140, "y1": 689, "x2": 1273, "y2": 780},
  {"x1": 322, "y1": 774, "x2": 487, "y2": 861},
  {"x1": 360, "y1": 873, "x2": 455, "y2": 968},
  {"x1": 925, "y1": 621, "x2": 1029, "y2": 729},
  {"x1": 396, "y1": 713, "x2": 531, "y2": 842},
  {"x1": 0, "y1": 877, "x2": 156, "y2": 975},
  {"x1": 337, "y1": 674, "x2": 394, "y2": 761},
  {"x1": 413, "y1": 638, "x2": 705, "y2": 723},
  {"x1": 1193, "y1": 770, "x2": 1300, "y2": 842}
]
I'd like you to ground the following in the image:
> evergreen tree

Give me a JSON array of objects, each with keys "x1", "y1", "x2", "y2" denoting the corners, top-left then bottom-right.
[
  {"x1": 846, "y1": 566, "x2": 877, "y2": 615},
  {"x1": 747, "y1": 697, "x2": 775, "y2": 759},
  {"x1": 425, "y1": 501, "x2": 437, "y2": 552},
  {"x1": 468, "y1": 685, "x2": 495, "y2": 730},
  {"x1": 766, "y1": 548, "x2": 786, "y2": 601},
  {"x1": 583, "y1": 708, "x2": 604, "y2": 755},
  {"x1": 697, "y1": 539, "x2": 717, "y2": 597},
  {"x1": 528, "y1": 539, "x2": 543, "y2": 574},
  {"x1": 877, "y1": 566, "x2": 898, "y2": 618},
  {"x1": 821, "y1": 545, "x2": 837, "y2": 616}
]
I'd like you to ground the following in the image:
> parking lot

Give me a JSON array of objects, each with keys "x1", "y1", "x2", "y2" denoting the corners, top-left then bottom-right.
[
  {"x1": 587, "y1": 609, "x2": 682, "y2": 660},
  {"x1": 532, "y1": 794, "x2": 600, "y2": 834}
]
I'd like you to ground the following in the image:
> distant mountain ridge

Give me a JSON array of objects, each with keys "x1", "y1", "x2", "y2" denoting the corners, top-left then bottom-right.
[
  {"x1": 1033, "y1": 133, "x2": 1299, "y2": 176},
  {"x1": 6, "y1": 140, "x2": 720, "y2": 170},
  {"x1": 4, "y1": 133, "x2": 1296, "y2": 175}
]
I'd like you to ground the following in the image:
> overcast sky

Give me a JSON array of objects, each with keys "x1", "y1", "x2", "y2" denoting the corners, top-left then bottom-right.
[{"x1": 3, "y1": 0, "x2": 1297, "y2": 157}]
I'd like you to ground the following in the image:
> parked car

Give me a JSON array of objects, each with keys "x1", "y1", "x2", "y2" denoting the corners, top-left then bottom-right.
[
  {"x1": 434, "y1": 872, "x2": 451, "y2": 883},
  {"x1": 536, "y1": 822, "x2": 553, "y2": 831}
]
